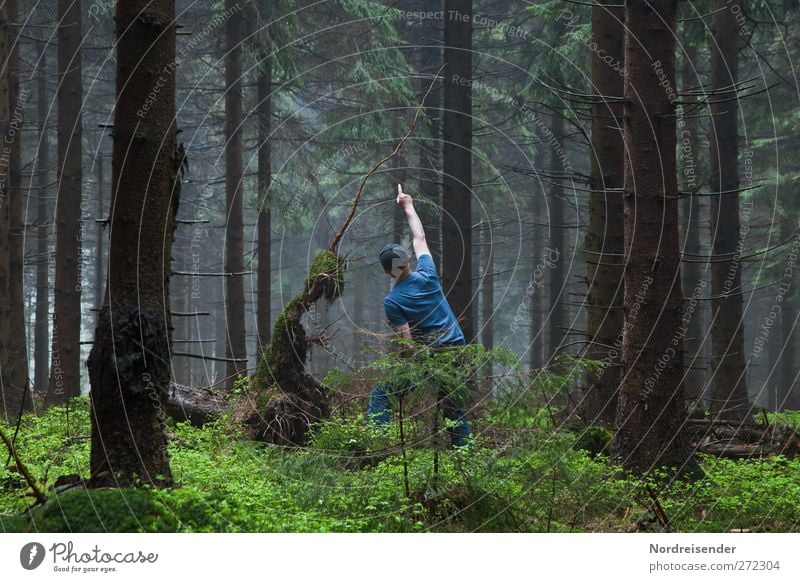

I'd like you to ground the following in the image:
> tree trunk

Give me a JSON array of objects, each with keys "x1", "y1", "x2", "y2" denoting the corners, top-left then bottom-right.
[
  {"x1": 441, "y1": 0, "x2": 473, "y2": 343},
  {"x1": 47, "y1": 0, "x2": 84, "y2": 405},
  {"x1": 214, "y1": 292, "x2": 227, "y2": 384},
  {"x1": 87, "y1": 0, "x2": 179, "y2": 488},
  {"x1": 172, "y1": 278, "x2": 191, "y2": 386},
  {"x1": 679, "y1": 14, "x2": 708, "y2": 410},
  {"x1": 410, "y1": 5, "x2": 442, "y2": 267},
  {"x1": 780, "y1": 218, "x2": 797, "y2": 409},
  {"x1": 481, "y1": 194, "x2": 494, "y2": 391},
  {"x1": 548, "y1": 114, "x2": 565, "y2": 360},
  {"x1": 708, "y1": 0, "x2": 748, "y2": 420},
  {"x1": 528, "y1": 149, "x2": 546, "y2": 371},
  {"x1": 224, "y1": 0, "x2": 246, "y2": 388},
  {"x1": 6, "y1": 0, "x2": 29, "y2": 410},
  {"x1": 33, "y1": 41, "x2": 50, "y2": 396},
  {"x1": 256, "y1": 43, "x2": 272, "y2": 357},
  {"x1": 0, "y1": 2, "x2": 12, "y2": 421},
  {"x1": 580, "y1": 0, "x2": 625, "y2": 426},
  {"x1": 352, "y1": 268, "x2": 364, "y2": 355},
  {"x1": 612, "y1": 0, "x2": 692, "y2": 475},
  {"x1": 94, "y1": 153, "x2": 105, "y2": 327}
]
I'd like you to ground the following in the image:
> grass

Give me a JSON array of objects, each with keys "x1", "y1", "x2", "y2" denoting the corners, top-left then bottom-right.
[{"x1": 2, "y1": 395, "x2": 799, "y2": 533}]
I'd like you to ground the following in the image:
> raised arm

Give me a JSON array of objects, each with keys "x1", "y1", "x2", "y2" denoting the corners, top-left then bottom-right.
[{"x1": 396, "y1": 184, "x2": 430, "y2": 258}]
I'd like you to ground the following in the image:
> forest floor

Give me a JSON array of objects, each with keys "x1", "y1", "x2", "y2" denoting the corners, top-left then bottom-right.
[{"x1": 1, "y1": 395, "x2": 800, "y2": 533}]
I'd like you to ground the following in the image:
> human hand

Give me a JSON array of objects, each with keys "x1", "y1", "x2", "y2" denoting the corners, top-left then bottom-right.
[{"x1": 396, "y1": 183, "x2": 412, "y2": 209}]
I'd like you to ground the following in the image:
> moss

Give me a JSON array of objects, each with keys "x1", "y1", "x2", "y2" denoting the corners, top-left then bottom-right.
[
  {"x1": 244, "y1": 249, "x2": 345, "y2": 444},
  {"x1": 574, "y1": 426, "x2": 613, "y2": 458},
  {"x1": 17, "y1": 488, "x2": 178, "y2": 532},
  {"x1": 306, "y1": 250, "x2": 345, "y2": 300},
  {"x1": 0, "y1": 513, "x2": 29, "y2": 532}
]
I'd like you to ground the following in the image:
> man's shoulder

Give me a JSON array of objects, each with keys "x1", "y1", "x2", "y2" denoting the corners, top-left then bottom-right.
[{"x1": 415, "y1": 253, "x2": 437, "y2": 278}]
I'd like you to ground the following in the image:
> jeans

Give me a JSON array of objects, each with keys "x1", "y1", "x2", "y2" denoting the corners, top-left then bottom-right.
[{"x1": 367, "y1": 383, "x2": 472, "y2": 447}]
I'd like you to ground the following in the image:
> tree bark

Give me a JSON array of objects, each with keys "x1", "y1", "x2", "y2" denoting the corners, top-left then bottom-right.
[
  {"x1": 6, "y1": 0, "x2": 29, "y2": 410},
  {"x1": 679, "y1": 14, "x2": 708, "y2": 410},
  {"x1": 47, "y1": 0, "x2": 84, "y2": 406},
  {"x1": 481, "y1": 194, "x2": 494, "y2": 391},
  {"x1": 409, "y1": 4, "x2": 442, "y2": 267},
  {"x1": 442, "y1": 0, "x2": 474, "y2": 343},
  {"x1": 256, "y1": 42, "x2": 272, "y2": 357},
  {"x1": 0, "y1": 2, "x2": 12, "y2": 421},
  {"x1": 707, "y1": 1, "x2": 748, "y2": 420},
  {"x1": 548, "y1": 114, "x2": 566, "y2": 360},
  {"x1": 87, "y1": 0, "x2": 179, "y2": 488},
  {"x1": 528, "y1": 149, "x2": 546, "y2": 371},
  {"x1": 780, "y1": 217, "x2": 797, "y2": 409},
  {"x1": 33, "y1": 41, "x2": 50, "y2": 396},
  {"x1": 612, "y1": 0, "x2": 693, "y2": 475},
  {"x1": 224, "y1": 0, "x2": 247, "y2": 388},
  {"x1": 581, "y1": 1, "x2": 625, "y2": 426},
  {"x1": 94, "y1": 153, "x2": 105, "y2": 327}
]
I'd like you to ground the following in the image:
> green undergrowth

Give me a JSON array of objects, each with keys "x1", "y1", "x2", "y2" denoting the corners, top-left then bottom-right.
[{"x1": 2, "y1": 384, "x2": 800, "y2": 532}]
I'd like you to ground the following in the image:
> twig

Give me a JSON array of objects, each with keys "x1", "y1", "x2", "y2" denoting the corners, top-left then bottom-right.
[
  {"x1": 171, "y1": 271, "x2": 253, "y2": 277},
  {"x1": 0, "y1": 426, "x2": 47, "y2": 505},
  {"x1": 171, "y1": 351, "x2": 248, "y2": 363},
  {"x1": 546, "y1": 465, "x2": 557, "y2": 533},
  {"x1": 329, "y1": 65, "x2": 444, "y2": 254},
  {"x1": 5, "y1": 383, "x2": 29, "y2": 467},
  {"x1": 646, "y1": 485, "x2": 671, "y2": 531},
  {"x1": 399, "y1": 394, "x2": 410, "y2": 500}
]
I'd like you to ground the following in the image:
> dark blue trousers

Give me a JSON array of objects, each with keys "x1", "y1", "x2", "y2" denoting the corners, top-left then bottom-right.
[{"x1": 367, "y1": 383, "x2": 472, "y2": 447}]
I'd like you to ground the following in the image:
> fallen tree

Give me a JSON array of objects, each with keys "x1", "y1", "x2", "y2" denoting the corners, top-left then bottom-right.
[
  {"x1": 166, "y1": 383, "x2": 228, "y2": 426},
  {"x1": 687, "y1": 417, "x2": 800, "y2": 460}
]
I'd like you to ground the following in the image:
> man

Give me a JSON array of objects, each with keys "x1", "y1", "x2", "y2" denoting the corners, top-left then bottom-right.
[{"x1": 367, "y1": 185, "x2": 472, "y2": 447}]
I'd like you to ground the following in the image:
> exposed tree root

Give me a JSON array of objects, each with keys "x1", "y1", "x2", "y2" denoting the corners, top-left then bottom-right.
[{"x1": 235, "y1": 252, "x2": 343, "y2": 445}]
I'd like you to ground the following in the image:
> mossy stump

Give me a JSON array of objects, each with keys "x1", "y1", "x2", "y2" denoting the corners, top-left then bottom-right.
[{"x1": 238, "y1": 251, "x2": 345, "y2": 445}]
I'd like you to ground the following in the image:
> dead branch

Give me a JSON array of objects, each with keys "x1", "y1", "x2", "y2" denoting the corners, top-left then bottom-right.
[
  {"x1": 329, "y1": 65, "x2": 444, "y2": 254},
  {"x1": 0, "y1": 426, "x2": 47, "y2": 505}
]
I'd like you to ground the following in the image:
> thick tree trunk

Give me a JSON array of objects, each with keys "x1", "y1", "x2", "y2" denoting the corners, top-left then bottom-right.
[
  {"x1": 0, "y1": 3, "x2": 12, "y2": 421},
  {"x1": 33, "y1": 42, "x2": 50, "y2": 396},
  {"x1": 612, "y1": 0, "x2": 692, "y2": 474},
  {"x1": 441, "y1": 0, "x2": 473, "y2": 343},
  {"x1": 256, "y1": 47, "x2": 272, "y2": 357},
  {"x1": 87, "y1": 0, "x2": 178, "y2": 488},
  {"x1": 166, "y1": 382, "x2": 227, "y2": 426},
  {"x1": 406, "y1": 4, "x2": 442, "y2": 267},
  {"x1": 224, "y1": 0, "x2": 246, "y2": 388},
  {"x1": 7, "y1": 0, "x2": 29, "y2": 410},
  {"x1": 47, "y1": 0, "x2": 84, "y2": 405},
  {"x1": 580, "y1": 0, "x2": 625, "y2": 426},
  {"x1": 679, "y1": 16, "x2": 708, "y2": 410},
  {"x1": 708, "y1": 1, "x2": 748, "y2": 420},
  {"x1": 548, "y1": 114, "x2": 566, "y2": 360}
]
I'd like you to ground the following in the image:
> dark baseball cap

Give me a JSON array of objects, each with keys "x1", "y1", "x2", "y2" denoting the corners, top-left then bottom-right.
[{"x1": 379, "y1": 243, "x2": 410, "y2": 271}]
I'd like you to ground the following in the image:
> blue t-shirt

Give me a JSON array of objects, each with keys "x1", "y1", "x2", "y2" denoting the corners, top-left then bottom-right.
[{"x1": 384, "y1": 254, "x2": 465, "y2": 346}]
